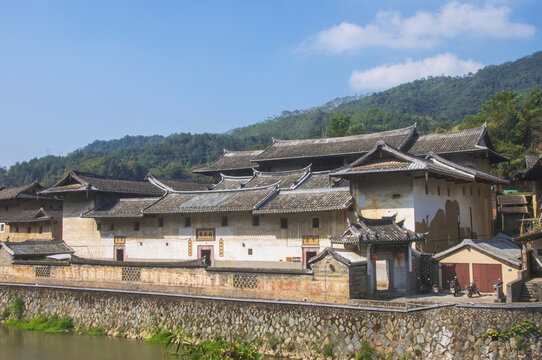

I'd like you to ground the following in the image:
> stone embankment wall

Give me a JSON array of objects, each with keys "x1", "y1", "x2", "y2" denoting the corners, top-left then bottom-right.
[{"x1": 1, "y1": 284, "x2": 541, "y2": 359}]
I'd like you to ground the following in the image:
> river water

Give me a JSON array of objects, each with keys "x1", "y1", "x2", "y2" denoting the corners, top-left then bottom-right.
[
  {"x1": 0, "y1": 325, "x2": 162, "y2": 360},
  {"x1": 0, "y1": 325, "x2": 285, "y2": 360}
]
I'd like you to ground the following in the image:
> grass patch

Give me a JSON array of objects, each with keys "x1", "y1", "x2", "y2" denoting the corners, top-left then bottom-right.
[
  {"x1": 351, "y1": 341, "x2": 376, "y2": 360},
  {"x1": 5, "y1": 315, "x2": 74, "y2": 333}
]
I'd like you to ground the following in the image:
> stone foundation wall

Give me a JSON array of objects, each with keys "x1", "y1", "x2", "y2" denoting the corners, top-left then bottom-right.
[{"x1": 0, "y1": 284, "x2": 540, "y2": 359}]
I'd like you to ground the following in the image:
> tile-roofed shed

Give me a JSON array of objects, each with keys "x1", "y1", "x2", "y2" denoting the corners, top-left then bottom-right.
[
  {"x1": 193, "y1": 149, "x2": 263, "y2": 174},
  {"x1": 253, "y1": 188, "x2": 353, "y2": 214},
  {"x1": 82, "y1": 198, "x2": 160, "y2": 218},
  {"x1": 252, "y1": 125, "x2": 417, "y2": 162},
  {"x1": 144, "y1": 185, "x2": 277, "y2": 214},
  {"x1": 433, "y1": 234, "x2": 521, "y2": 268},
  {"x1": 407, "y1": 124, "x2": 507, "y2": 163},
  {"x1": 3, "y1": 240, "x2": 74, "y2": 257},
  {"x1": 40, "y1": 170, "x2": 165, "y2": 197}
]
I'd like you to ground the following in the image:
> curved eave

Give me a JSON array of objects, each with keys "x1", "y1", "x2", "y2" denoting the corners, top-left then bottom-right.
[
  {"x1": 253, "y1": 202, "x2": 353, "y2": 215},
  {"x1": 143, "y1": 208, "x2": 254, "y2": 215}
]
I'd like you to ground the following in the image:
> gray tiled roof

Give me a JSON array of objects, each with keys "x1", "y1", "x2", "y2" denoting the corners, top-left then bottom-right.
[
  {"x1": 82, "y1": 198, "x2": 160, "y2": 218},
  {"x1": 332, "y1": 214, "x2": 424, "y2": 245},
  {"x1": 498, "y1": 206, "x2": 529, "y2": 214},
  {"x1": 40, "y1": 171, "x2": 164, "y2": 196},
  {"x1": 243, "y1": 167, "x2": 310, "y2": 190},
  {"x1": 296, "y1": 171, "x2": 348, "y2": 189},
  {"x1": 0, "y1": 181, "x2": 57, "y2": 201},
  {"x1": 4, "y1": 208, "x2": 62, "y2": 223},
  {"x1": 144, "y1": 185, "x2": 277, "y2": 214},
  {"x1": 332, "y1": 141, "x2": 507, "y2": 184},
  {"x1": 516, "y1": 155, "x2": 542, "y2": 180},
  {"x1": 252, "y1": 125, "x2": 417, "y2": 162},
  {"x1": 408, "y1": 124, "x2": 507, "y2": 162},
  {"x1": 253, "y1": 188, "x2": 353, "y2": 214},
  {"x1": 497, "y1": 195, "x2": 528, "y2": 205},
  {"x1": 308, "y1": 248, "x2": 366, "y2": 267},
  {"x1": 425, "y1": 153, "x2": 506, "y2": 184},
  {"x1": 3, "y1": 240, "x2": 74, "y2": 256},
  {"x1": 332, "y1": 142, "x2": 473, "y2": 181},
  {"x1": 193, "y1": 149, "x2": 263, "y2": 173},
  {"x1": 147, "y1": 174, "x2": 210, "y2": 191},
  {"x1": 210, "y1": 175, "x2": 253, "y2": 190},
  {"x1": 433, "y1": 234, "x2": 521, "y2": 267}
]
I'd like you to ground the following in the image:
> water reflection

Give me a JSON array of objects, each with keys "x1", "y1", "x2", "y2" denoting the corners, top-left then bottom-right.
[{"x1": 0, "y1": 325, "x2": 161, "y2": 360}]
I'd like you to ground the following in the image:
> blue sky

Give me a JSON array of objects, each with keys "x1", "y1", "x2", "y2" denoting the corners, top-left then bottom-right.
[{"x1": 0, "y1": 0, "x2": 540, "y2": 167}]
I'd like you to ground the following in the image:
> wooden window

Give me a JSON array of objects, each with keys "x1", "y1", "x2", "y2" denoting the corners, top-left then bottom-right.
[
  {"x1": 248, "y1": 248, "x2": 253, "y2": 255},
  {"x1": 158, "y1": 218, "x2": 163, "y2": 227},
  {"x1": 437, "y1": 186, "x2": 441, "y2": 196},
  {"x1": 280, "y1": 218, "x2": 288, "y2": 229},
  {"x1": 196, "y1": 228, "x2": 215, "y2": 241},
  {"x1": 39, "y1": 226, "x2": 43, "y2": 234},
  {"x1": 478, "y1": 188, "x2": 481, "y2": 197},
  {"x1": 303, "y1": 236, "x2": 319, "y2": 245},
  {"x1": 462, "y1": 186, "x2": 466, "y2": 196},
  {"x1": 425, "y1": 184, "x2": 429, "y2": 194},
  {"x1": 252, "y1": 215, "x2": 259, "y2": 226},
  {"x1": 97, "y1": 223, "x2": 101, "y2": 231},
  {"x1": 15, "y1": 227, "x2": 19, "y2": 233},
  {"x1": 0, "y1": 223, "x2": 4, "y2": 233},
  {"x1": 312, "y1": 218, "x2": 320, "y2": 229},
  {"x1": 110, "y1": 223, "x2": 114, "y2": 231},
  {"x1": 5, "y1": 206, "x2": 8, "y2": 211},
  {"x1": 470, "y1": 187, "x2": 473, "y2": 196},
  {"x1": 134, "y1": 221, "x2": 140, "y2": 231},
  {"x1": 221, "y1": 216, "x2": 228, "y2": 226},
  {"x1": 447, "y1": 187, "x2": 450, "y2": 197},
  {"x1": 27, "y1": 227, "x2": 31, "y2": 233},
  {"x1": 185, "y1": 217, "x2": 191, "y2": 227}
]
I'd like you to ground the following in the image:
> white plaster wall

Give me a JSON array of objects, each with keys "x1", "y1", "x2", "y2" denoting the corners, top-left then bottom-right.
[
  {"x1": 91, "y1": 210, "x2": 349, "y2": 264},
  {"x1": 350, "y1": 173, "x2": 415, "y2": 230},
  {"x1": 413, "y1": 177, "x2": 493, "y2": 252}
]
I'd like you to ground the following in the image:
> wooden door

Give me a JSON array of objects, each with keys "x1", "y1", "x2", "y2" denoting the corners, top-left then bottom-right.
[
  {"x1": 441, "y1": 263, "x2": 469, "y2": 290},
  {"x1": 472, "y1": 263, "x2": 502, "y2": 292}
]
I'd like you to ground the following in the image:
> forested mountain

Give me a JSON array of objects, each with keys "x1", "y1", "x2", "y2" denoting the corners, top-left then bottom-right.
[{"x1": 1, "y1": 51, "x2": 542, "y2": 187}]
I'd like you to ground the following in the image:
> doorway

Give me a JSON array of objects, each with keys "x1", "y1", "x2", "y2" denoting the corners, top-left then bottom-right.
[
  {"x1": 198, "y1": 245, "x2": 214, "y2": 266},
  {"x1": 115, "y1": 247, "x2": 125, "y2": 261},
  {"x1": 375, "y1": 260, "x2": 390, "y2": 291}
]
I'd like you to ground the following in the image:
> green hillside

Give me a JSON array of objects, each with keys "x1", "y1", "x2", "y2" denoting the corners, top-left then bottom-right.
[{"x1": 1, "y1": 51, "x2": 542, "y2": 187}]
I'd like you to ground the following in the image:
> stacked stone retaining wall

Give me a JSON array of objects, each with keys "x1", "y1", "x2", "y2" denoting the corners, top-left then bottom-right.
[{"x1": 0, "y1": 284, "x2": 540, "y2": 359}]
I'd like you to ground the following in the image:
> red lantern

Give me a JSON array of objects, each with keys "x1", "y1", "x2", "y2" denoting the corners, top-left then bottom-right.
[
  {"x1": 394, "y1": 252, "x2": 404, "y2": 260},
  {"x1": 370, "y1": 254, "x2": 378, "y2": 261}
]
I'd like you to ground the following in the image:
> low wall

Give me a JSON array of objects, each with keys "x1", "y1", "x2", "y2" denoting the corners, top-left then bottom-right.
[
  {"x1": 0, "y1": 284, "x2": 541, "y2": 359},
  {"x1": 0, "y1": 252, "x2": 360, "y2": 303}
]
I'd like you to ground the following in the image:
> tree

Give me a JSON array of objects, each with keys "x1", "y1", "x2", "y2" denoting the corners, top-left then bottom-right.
[
  {"x1": 326, "y1": 114, "x2": 351, "y2": 137},
  {"x1": 458, "y1": 90, "x2": 542, "y2": 179}
]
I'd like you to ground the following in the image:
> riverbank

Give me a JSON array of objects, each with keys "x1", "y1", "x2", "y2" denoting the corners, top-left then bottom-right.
[{"x1": 1, "y1": 283, "x2": 541, "y2": 359}]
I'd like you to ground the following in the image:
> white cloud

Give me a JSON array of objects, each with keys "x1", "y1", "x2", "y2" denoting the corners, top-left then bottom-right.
[
  {"x1": 349, "y1": 53, "x2": 483, "y2": 91},
  {"x1": 299, "y1": 1, "x2": 535, "y2": 54}
]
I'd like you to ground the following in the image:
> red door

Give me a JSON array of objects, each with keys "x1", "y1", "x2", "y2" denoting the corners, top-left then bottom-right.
[
  {"x1": 441, "y1": 263, "x2": 469, "y2": 290},
  {"x1": 472, "y1": 264, "x2": 502, "y2": 292}
]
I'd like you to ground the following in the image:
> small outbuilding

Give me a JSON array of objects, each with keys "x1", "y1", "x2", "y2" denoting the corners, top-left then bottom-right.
[{"x1": 433, "y1": 234, "x2": 522, "y2": 292}]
